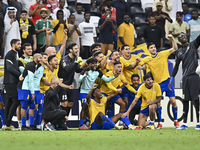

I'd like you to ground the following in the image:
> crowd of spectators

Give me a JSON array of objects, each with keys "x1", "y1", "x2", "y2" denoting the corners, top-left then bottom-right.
[{"x1": 0, "y1": 0, "x2": 200, "y2": 59}]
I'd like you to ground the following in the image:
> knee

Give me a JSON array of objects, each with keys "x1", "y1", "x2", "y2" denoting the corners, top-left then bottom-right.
[
  {"x1": 35, "y1": 104, "x2": 39, "y2": 110},
  {"x1": 149, "y1": 104, "x2": 156, "y2": 112},
  {"x1": 61, "y1": 101, "x2": 68, "y2": 107},
  {"x1": 0, "y1": 102, "x2": 3, "y2": 109},
  {"x1": 60, "y1": 110, "x2": 67, "y2": 117},
  {"x1": 68, "y1": 102, "x2": 73, "y2": 107},
  {"x1": 20, "y1": 101, "x2": 28, "y2": 110}
]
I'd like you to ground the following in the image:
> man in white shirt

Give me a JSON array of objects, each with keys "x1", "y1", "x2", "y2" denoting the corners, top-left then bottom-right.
[
  {"x1": 53, "y1": 0, "x2": 70, "y2": 22},
  {"x1": 79, "y1": 12, "x2": 96, "y2": 59},
  {"x1": 72, "y1": 3, "x2": 84, "y2": 25}
]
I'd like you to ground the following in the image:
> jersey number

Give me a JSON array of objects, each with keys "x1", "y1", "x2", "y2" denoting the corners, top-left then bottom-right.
[
  {"x1": 62, "y1": 95, "x2": 67, "y2": 100},
  {"x1": 82, "y1": 98, "x2": 87, "y2": 104},
  {"x1": 27, "y1": 95, "x2": 29, "y2": 100}
]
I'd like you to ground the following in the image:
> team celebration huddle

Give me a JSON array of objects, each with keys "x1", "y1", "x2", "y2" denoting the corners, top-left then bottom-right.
[{"x1": 0, "y1": 0, "x2": 200, "y2": 131}]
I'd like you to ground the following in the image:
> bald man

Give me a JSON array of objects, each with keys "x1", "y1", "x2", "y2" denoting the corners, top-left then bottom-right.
[
  {"x1": 42, "y1": 78, "x2": 74, "y2": 131},
  {"x1": 18, "y1": 53, "x2": 43, "y2": 130}
]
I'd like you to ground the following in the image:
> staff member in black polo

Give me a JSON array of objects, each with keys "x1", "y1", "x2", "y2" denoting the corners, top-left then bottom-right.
[
  {"x1": 3, "y1": 39, "x2": 22, "y2": 130},
  {"x1": 43, "y1": 78, "x2": 74, "y2": 131}
]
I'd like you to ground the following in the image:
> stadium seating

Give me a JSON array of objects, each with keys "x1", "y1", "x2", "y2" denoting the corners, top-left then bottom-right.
[
  {"x1": 133, "y1": 16, "x2": 147, "y2": 27},
  {"x1": 141, "y1": 0, "x2": 154, "y2": 10},
  {"x1": 68, "y1": 0, "x2": 75, "y2": 6},
  {"x1": 68, "y1": 5, "x2": 76, "y2": 13},
  {"x1": 130, "y1": 6, "x2": 145, "y2": 18},
  {"x1": 145, "y1": 7, "x2": 152, "y2": 17},
  {"x1": 127, "y1": 0, "x2": 142, "y2": 7}
]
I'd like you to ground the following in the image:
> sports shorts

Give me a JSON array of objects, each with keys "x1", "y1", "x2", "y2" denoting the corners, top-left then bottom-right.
[
  {"x1": 35, "y1": 91, "x2": 44, "y2": 105},
  {"x1": 102, "y1": 93, "x2": 121, "y2": 104},
  {"x1": 90, "y1": 120, "x2": 113, "y2": 130},
  {"x1": 58, "y1": 88, "x2": 73, "y2": 102},
  {"x1": 17, "y1": 89, "x2": 32, "y2": 101},
  {"x1": 159, "y1": 78, "x2": 175, "y2": 97},
  {"x1": 140, "y1": 104, "x2": 158, "y2": 116},
  {"x1": 182, "y1": 74, "x2": 200, "y2": 101},
  {"x1": 79, "y1": 93, "x2": 88, "y2": 105}
]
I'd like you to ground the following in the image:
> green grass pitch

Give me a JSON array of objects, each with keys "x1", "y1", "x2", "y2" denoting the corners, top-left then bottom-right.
[{"x1": 0, "y1": 128, "x2": 199, "y2": 150}]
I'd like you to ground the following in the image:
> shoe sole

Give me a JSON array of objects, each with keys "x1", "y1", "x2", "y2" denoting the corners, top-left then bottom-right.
[
  {"x1": 195, "y1": 128, "x2": 200, "y2": 130},
  {"x1": 45, "y1": 125, "x2": 55, "y2": 131},
  {"x1": 176, "y1": 128, "x2": 188, "y2": 130}
]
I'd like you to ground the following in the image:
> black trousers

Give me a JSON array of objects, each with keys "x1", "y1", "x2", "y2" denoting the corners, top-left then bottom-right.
[
  {"x1": 4, "y1": 84, "x2": 20, "y2": 126},
  {"x1": 43, "y1": 109, "x2": 67, "y2": 126},
  {"x1": 80, "y1": 46, "x2": 91, "y2": 59},
  {"x1": 129, "y1": 106, "x2": 140, "y2": 125}
]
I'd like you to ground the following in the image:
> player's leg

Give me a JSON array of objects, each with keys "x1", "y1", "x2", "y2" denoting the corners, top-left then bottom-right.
[
  {"x1": 177, "y1": 100, "x2": 189, "y2": 130},
  {"x1": 194, "y1": 99, "x2": 200, "y2": 130},
  {"x1": 29, "y1": 100, "x2": 36, "y2": 130},
  {"x1": 137, "y1": 113, "x2": 148, "y2": 128},
  {"x1": 105, "y1": 101, "x2": 114, "y2": 118},
  {"x1": 0, "y1": 95, "x2": 5, "y2": 129},
  {"x1": 169, "y1": 96, "x2": 179, "y2": 127},
  {"x1": 148, "y1": 104, "x2": 158, "y2": 129},
  {"x1": 156, "y1": 102, "x2": 162, "y2": 129},
  {"x1": 16, "y1": 105, "x2": 21, "y2": 128},
  {"x1": 59, "y1": 89, "x2": 68, "y2": 115},
  {"x1": 79, "y1": 93, "x2": 88, "y2": 129},
  {"x1": 115, "y1": 97, "x2": 126, "y2": 113},
  {"x1": 129, "y1": 106, "x2": 140, "y2": 125},
  {"x1": 20, "y1": 100, "x2": 29, "y2": 130}
]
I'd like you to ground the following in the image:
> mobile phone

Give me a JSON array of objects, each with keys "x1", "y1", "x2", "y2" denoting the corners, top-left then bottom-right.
[{"x1": 106, "y1": 14, "x2": 110, "y2": 19}]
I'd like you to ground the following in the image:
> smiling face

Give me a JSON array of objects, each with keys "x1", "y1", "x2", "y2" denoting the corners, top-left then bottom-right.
[
  {"x1": 131, "y1": 76, "x2": 139, "y2": 89},
  {"x1": 40, "y1": 11, "x2": 47, "y2": 19},
  {"x1": 70, "y1": 45, "x2": 79, "y2": 57},
  {"x1": 49, "y1": 57, "x2": 58, "y2": 69},
  {"x1": 178, "y1": 33, "x2": 188, "y2": 44},
  {"x1": 88, "y1": 62, "x2": 97, "y2": 71},
  {"x1": 23, "y1": 46, "x2": 32, "y2": 56},
  {"x1": 148, "y1": 44, "x2": 157, "y2": 55},
  {"x1": 95, "y1": 53, "x2": 104, "y2": 63},
  {"x1": 93, "y1": 88, "x2": 103, "y2": 99},
  {"x1": 144, "y1": 77, "x2": 153, "y2": 88},
  {"x1": 111, "y1": 51, "x2": 120, "y2": 62}
]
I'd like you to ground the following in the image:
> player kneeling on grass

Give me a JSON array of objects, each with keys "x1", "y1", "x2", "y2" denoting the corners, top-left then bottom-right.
[
  {"x1": 87, "y1": 84, "x2": 135, "y2": 130},
  {"x1": 42, "y1": 78, "x2": 74, "y2": 131},
  {"x1": 122, "y1": 74, "x2": 162, "y2": 130}
]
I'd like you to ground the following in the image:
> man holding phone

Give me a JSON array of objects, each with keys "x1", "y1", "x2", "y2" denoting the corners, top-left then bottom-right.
[
  {"x1": 29, "y1": 0, "x2": 48, "y2": 25},
  {"x1": 52, "y1": 9, "x2": 68, "y2": 55}
]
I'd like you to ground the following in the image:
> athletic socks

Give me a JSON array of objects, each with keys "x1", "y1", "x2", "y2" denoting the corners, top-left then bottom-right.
[
  {"x1": 80, "y1": 119, "x2": 84, "y2": 126},
  {"x1": 172, "y1": 106, "x2": 178, "y2": 121},
  {"x1": 36, "y1": 105, "x2": 43, "y2": 125},
  {"x1": 0, "y1": 109, "x2": 5, "y2": 125},
  {"x1": 26, "y1": 108, "x2": 29, "y2": 120},
  {"x1": 149, "y1": 121, "x2": 154, "y2": 125},
  {"x1": 21, "y1": 117, "x2": 26, "y2": 126},
  {"x1": 156, "y1": 107, "x2": 162, "y2": 124},
  {"x1": 18, "y1": 120, "x2": 22, "y2": 128},
  {"x1": 29, "y1": 116, "x2": 35, "y2": 126},
  {"x1": 120, "y1": 116, "x2": 131, "y2": 126},
  {"x1": 100, "y1": 115, "x2": 115, "y2": 128}
]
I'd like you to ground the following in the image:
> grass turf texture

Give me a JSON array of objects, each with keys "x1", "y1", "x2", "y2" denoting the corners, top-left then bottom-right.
[{"x1": 0, "y1": 127, "x2": 199, "y2": 150}]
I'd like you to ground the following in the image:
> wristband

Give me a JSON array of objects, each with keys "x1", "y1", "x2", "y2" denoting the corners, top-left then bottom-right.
[
  {"x1": 142, "y1": 66, "x2": 144, "y2": 70},
  {"x1": 169, "y1": 77, "x2": 174, "y2": 83}
]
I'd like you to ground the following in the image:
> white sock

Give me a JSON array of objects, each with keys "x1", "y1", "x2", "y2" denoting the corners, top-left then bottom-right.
[
  {"x1": 196, "y1": 122, "x2": 200, "y2": 125},
  {"x1": 18, "y1": 120, "x2": 22, "y2": 128},
  {"x1": 183, "y1": 123, "x2": 187, "y2": 126},
  {"x1": 37, "y1": 125, "x2": 41, "y2": 129}
]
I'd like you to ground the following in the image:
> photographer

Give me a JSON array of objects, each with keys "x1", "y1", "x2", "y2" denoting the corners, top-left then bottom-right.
[
  {"x1": 52, "y1": 9, "x2": 68, "y2": 56},
  {"x1": 98, "y1": 9, "x2": 117, "y2": 55}
]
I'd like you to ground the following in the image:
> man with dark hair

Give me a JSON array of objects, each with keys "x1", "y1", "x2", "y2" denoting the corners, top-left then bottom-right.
[
  {"x1": 144, "y1": 15, "x2": 163, "y2": 52},
  {"x1": 43, "y1": 78, "x2": 74, "y2": 131},
  {"x1": 188, "y1": 10, "x2": 200, "y2": 42},
  {"x1": 18, "y1": 10, "x2": 37, "y2": 57},
  {"x1": 52, "y1": 9, "x2": 68, "y2": 55},
  {"x1": 100, "y1": 61, "x2": 137, "y2": 119},
  {"x1": 122, "y1": 74, "x2": 142, "y2": 125},
  {"x1": 90, "y1": 43, "x2": 101, "y2": 53},
  {"x1": 139, "y1": 34, "x2": 179, "y2": 129},
  {"x1": 87, "y1": 84, "x2": 134, "y2": 130},
  {"x1": 170, "y1": 33, "x2": 200, "y2": 130},
  {"x1": 182, "y1": 3, "x2": 191, "y2": 23},
  {"x1": 146, "y1": 2, "x2": 173, "y2": 45},
  {"x1": 8, "y1": 0, "x2": 22, "y2": 20},
  {"x1": 117, "y1": 14, "x2": 136, "y2": 49},
  {"x1": 53, "y1": 0, "x2": 70, "y2": 22},
  {"x1": 4, "y1": 39, "x2": 22, "y2": 130},
  {"x1": 58, "y1": 43, "x2": 83, "y2": 128},
  {"x1": 78, "y1": 58, "x2": 117, "y2": 129},
  {"x1": 122, "y1": 74, "x2": 162, "y2": 130},
  {"x1": 112, "y1": 0, "x2": 130, "y2": 27},
  {"x1": 169, "y1": 11, "x2": 189, "y2": 49},
  {"x1": 75, "y1": 0, "x2": 95, "y2": 13},
  {"x1": 79, "y1": 12, "x2": 96, "y2": 59},
  {"x1": 72, "y1": 3, "x2": 84, "y2": 25},
  {"x1": 98, "y1": 9, "x2": 117, "y2": 55}
]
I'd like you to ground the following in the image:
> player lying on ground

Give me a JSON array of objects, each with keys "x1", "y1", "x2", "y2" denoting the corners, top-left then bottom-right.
[
  {"x1": 122, "y1": 74, "x2": 162, "y2": 130},
  {"x1": 87, "y1": 84, "x2": 135, "y2": 130}
]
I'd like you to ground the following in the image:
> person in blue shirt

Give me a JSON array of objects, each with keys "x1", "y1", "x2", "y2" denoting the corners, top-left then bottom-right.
[
  {"x1": 18, "y1": 53, "x2": 42, "y2": 130},
  {"x1": 78, "y1": 58, "x2": 118, "y2": 130},
  {"x1": 0, "y1": 0, "x2": 8, "y2": 20},
  {"x1": 182, "y1": 3, "x2": 191, "y2": 23},
  {"x1": 122, "y1": 74, "x2": 142, "y2": 125}
]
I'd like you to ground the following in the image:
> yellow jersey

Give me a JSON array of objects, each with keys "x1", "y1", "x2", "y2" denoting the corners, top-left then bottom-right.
[
  {"x1": 135, "y1": 83, "x2": 162, "y2": 111},
  {"x1": 88, "y1": 96, "x2": 107, "y2": 125},
  {"x1": 40, "y1": 52, "x2": 61, "y2": 94},
  {"x1": 120, "y1": 55, "x2": 144, "y2": 84},
  {"x1": 142, "y1": 50, "x2": 170, "y2": 83},
  {"x1": 100, "y1": 71, "x2": 137, "y2": 95}
]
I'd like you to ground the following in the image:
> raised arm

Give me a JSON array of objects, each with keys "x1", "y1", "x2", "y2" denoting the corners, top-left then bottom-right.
[
  {"x1": 168, "y1": 34, "x2": 178, "y2": 54},
  {"x1": 100, "y1": 50, "x2": 111, "y2": 69},
  {"x1": 58, "y1": 29, "x2": 68, "y2": 56},
  {"x1": 87, "y1": 84, "x2": 98, "y2": 104}
]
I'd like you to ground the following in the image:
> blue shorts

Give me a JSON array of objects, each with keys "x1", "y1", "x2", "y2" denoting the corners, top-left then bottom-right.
[
  {"x1": 91, "y1": 120, "x2": 113, "y2": 130},
  {"x1": 17, "y1": 89, "x2": 32, "y2": 101},
  {"x1": 159, "y1": 78, "x2": 175, "y2": 97},
  {"x1": 0, "y1": 95, "x2": 2, "y2": 102},
  {"x1": 102, "y1": 93, "x2": 121, "y2": 104},
  {"x1": 79, "y1": 93, "x2": 88, "y2": 105},
  {"x1": 140, "y1": 104, "x2": 158, "y2": 116},
  {"x1": 20, "y1": 100, "x2": 35, "y2": 110},
  {"x1": 35, "y1": 91, "x2": 44, "y2": 105}
]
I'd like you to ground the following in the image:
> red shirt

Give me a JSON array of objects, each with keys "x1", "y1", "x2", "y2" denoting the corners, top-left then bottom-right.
[
  {"x1": 29, "y1": 3, "x2": 48, "y2": 25},
  {"x1": 101, "y1": 7, "x2": 116, "y2": 21}
]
